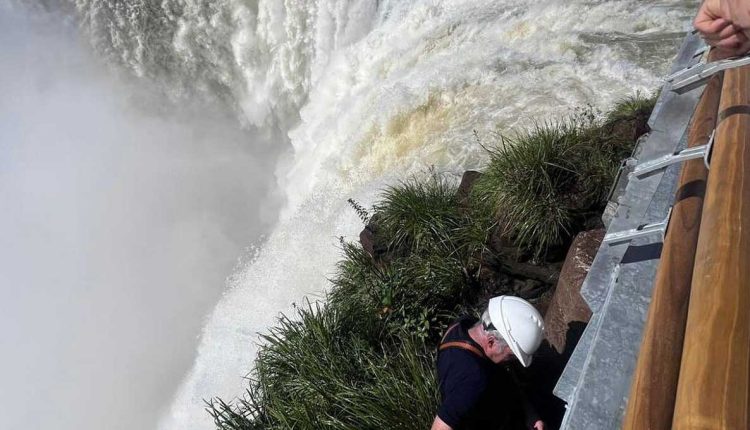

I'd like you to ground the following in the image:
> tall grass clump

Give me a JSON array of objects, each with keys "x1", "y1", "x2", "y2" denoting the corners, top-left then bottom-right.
[
  {"x1": 207, "y1": 303, "x2": 439, "y2": 430},
  {"x1": 472, "y1": 94, "x2": 654, "y2": 257},
  {"x1": 328, "y1": 241, "x2": 467, "y2": 341},
  {"x1": 604, "y1": 93, "x2": 657, "y2": 125},
  {"x1": 374, "y1": 173, "x2": 459, "y2": 255},
  {"x1": 472, "y1": 121, "x2": 593, "y2": 257},
  {"x1": 370, "y1": 172, "x2": 498, "y2": 307},
  {"x1": 340, "y1": 172, "x2": 498, "y2": 340},
  {"x1": 374, "y1": 172, "x2": 495, "y2": 263}
]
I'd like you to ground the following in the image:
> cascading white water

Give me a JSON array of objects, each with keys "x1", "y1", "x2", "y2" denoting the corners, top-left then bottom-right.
[{"x1": 64, "y1": 0, "x2": 695, "y2": 428}]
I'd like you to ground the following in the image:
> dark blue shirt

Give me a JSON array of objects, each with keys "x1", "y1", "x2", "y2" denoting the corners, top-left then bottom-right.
[{"x1": 437, "y1": 317, "x2": 528, "y2": 430}]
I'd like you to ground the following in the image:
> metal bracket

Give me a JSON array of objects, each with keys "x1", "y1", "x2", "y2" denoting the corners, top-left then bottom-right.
[
  {"x1": 667, "y1": 55, "x2": 750, "y2": 94},
  {"x1": 692, "y1": 46, "x2": 709, "y2": 59},
  {"x1": 606, "y1": 157, "x2": 635, "y2": 202},
  {"x1": 629, "y1": 130, "x2": 715, "y2": 179},
  {"x1": 603, "y1": 207, "x2": 673, "y2": 246}
]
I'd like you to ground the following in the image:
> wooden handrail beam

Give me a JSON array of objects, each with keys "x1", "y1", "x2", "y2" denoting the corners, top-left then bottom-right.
[
  {"x1": 673, "y1": 64, "x2": 750, "y2": 429},
  {"x1": 622, "y1": 55, "x2": 722, "y2": 430}
]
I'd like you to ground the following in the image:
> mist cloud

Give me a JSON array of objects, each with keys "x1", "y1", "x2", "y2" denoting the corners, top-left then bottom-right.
[{"x1": 0, "y1": 7, "x2": 283, "y2": 430}]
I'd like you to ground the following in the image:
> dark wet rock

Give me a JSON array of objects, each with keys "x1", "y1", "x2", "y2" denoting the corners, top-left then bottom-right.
[
  {"x1": 456, "y1": 170, "x2": 482, "y2": 208},
  {"x1": 360, "y1": 225, "x2": 376, "y2": 255},
  {"x1": 359, "y1": 214, "x2": 388, "y2": 260}
]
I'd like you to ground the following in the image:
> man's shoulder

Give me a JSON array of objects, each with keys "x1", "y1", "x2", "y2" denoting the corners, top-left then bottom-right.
[
  {"x1": 437, "y1": 345, "x2": 490, "y2": 388},
  {"x1": 439, "y1": 347, "x2": 485, "y2": 370}
]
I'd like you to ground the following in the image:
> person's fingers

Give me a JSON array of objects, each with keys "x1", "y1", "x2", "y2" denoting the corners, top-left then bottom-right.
[
  {"x1": 736, "y1": 39, "x2": 750, "y2": 55},
  {"x1": 712, "y1": 48, "x2": 738, "y2": 60},
  {"x1": 723, "y1": 0, "x2": 750, "y2": 30},
  {"x1": 713, "y1": 49, "x2": 734, "y2": 61},
  {"x1": 695, "y1": 16, "x2": 732, "y2": 36},
  {"x1": 701, "y1": 23, "x2": 743, "y2": 42},
  {"x1": 727, "y1": 37, "x2": 750, "y2": 56},
  {"x1": 720, "y1": 23, "x2": 744, "y2": 39},
  {"x1": 716, "y1": 33, "x2": 747, "y2": 49},
  {"x1": 712, "y1": 32, "x2": 750, "y2": 58}
]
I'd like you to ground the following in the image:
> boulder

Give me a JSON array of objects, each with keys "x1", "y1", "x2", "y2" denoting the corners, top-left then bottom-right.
[
  {"x1": 360, "y1": 225, "x2": 377, "y2": 256},
  {"x1": 359, "y1": 214, "x2": 389, "y2": 260},
  {"x1": 543, "y1": 228, "x2": 604, "y2": 354},
  {"x1": 456, "y1": 170, "x2": 482, "y2": 208}
]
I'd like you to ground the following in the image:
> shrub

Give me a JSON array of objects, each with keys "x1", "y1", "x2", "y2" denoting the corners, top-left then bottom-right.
[
  {"x1": 328, "y1": 241, "x2": 466, "y2": 342},
  {"x1": 373, "y1": 172, "x2": 493, "y2": 261},
  {"x1": 374, "y1": 173, "x2": 460, "y2": 254},
  {"x1": 604, "y1": 93, "x2": 657, "y2": 125},
  {"x1": 472, "y1": 95, "x2": 653, "y2": 257},
  {"x1": 472, "y1": 121, "x2": 592, "y2": 257},
  {"x1": 207, "y1": 303, "x2": 438, "y2": 430}
]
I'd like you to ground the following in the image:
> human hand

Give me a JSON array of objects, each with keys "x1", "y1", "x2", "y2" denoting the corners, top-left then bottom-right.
[
  {"x1": 695, "y1": 0, "x2": 750, "y2": 57},
  {"x1": 531, "y1": 420, "x2": 545, "y2": 430},
  {"x1": 721, "y1": 0, "x2": 750, "y2": 30}
]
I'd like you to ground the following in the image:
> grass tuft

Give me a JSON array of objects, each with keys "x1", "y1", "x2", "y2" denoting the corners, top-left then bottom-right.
[
  {"x1": 373, "y1": 172, "x2": 461, "y2": 255},
  {"x1": 605, "y1": 93, "x2": 657, "y2": 124},
  {"x1": 472, "y1": 94, "x2": 654, "y2": 257},
  {"x1": 328, "y1": 240, "x2": 466, "y2": 342},
  {"x1": 208, "y1": 302, "x2": 438, "y2": 430},
  {"x1": 472, "y1": 121, "x2": 591, "y2": 256},
  {"x1": 373, "y1": 171, "x2": 495, "y2": 268}
]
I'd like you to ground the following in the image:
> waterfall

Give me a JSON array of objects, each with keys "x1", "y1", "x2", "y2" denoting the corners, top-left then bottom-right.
[{"x1": 57, "y1": 1, "x2": 695, "y2": 428}]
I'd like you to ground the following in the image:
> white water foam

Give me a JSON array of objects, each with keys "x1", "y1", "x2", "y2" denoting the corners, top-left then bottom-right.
[{"x1": 66, "y1": 0, "x2": 694, "y2": 428}]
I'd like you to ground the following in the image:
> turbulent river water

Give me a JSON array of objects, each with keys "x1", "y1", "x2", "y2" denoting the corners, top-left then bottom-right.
[{"x1": 33, "y1": 0, "x2": 696, "y2": 428}]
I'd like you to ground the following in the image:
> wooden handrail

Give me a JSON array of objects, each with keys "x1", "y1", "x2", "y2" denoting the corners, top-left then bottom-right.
[
  {"x1": 621, "y1": 55, "x2": 722, "y2": 430},
  {"x1": 672, "y1": 64, "x2": 750, "y2": 429}
]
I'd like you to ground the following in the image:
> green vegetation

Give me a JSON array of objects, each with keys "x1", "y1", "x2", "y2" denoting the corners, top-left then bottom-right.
[
  {"x1": 604, "y1": 93, "x2": 657, "y2": 124},
  {"x1": 207, "y1": 94, "x2": 656, "y2": 430},
  {"x1": 473, "y1": 96, "x2": 655, "y2": 258},
  {"x1": 373, "y1": 173, "x2": 490, "y2": 260},
  {"x1": 329, "y1": 240, "x2": 465, "y2": 341},
  {"x1": 208, "y1": 303, "x2": 438, "y2": 430}
]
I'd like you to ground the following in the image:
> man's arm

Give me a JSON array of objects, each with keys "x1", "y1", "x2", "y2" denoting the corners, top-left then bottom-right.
[
  {"x1": 430, "y1": 415, "x2": 452, "y2": 430},
  {"x1": 504, "y1": 365, "x2": 545, "y2": 430}
]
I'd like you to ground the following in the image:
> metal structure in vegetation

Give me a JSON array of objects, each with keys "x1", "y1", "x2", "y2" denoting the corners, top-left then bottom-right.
[{"x1": 554, "y1": 28, "x2": 750, "y2": 429}]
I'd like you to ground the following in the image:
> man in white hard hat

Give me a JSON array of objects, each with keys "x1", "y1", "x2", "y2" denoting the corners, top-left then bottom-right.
[{"x1": 431, "y1": 295, "x2": 546, "y2": 430}]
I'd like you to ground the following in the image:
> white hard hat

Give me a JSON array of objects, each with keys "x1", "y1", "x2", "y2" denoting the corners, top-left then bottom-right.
[{"x1": 487, "y1": 295, "x2": 544, "y2": 367}]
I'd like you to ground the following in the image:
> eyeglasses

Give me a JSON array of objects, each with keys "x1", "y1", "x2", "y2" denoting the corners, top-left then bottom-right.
[{"x1": 484, "y1": 297, "x2": 515, "y2": 348}]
